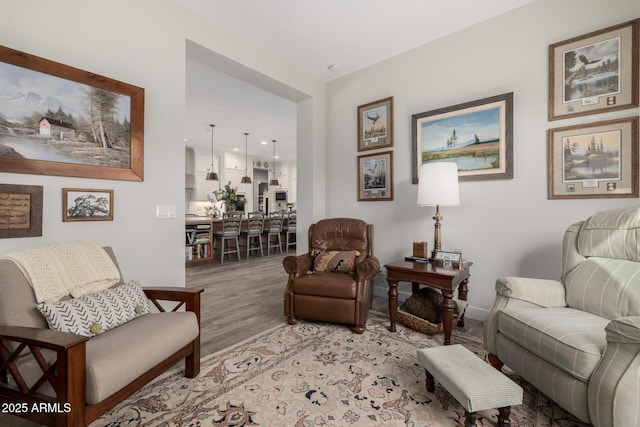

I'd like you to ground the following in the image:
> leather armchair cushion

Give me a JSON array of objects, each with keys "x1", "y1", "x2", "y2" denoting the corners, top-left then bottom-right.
[{"x1": 291, "y1": 272, "x2": 357, "y2": 299}]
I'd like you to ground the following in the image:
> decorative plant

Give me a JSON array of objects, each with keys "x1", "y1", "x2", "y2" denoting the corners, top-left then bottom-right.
[{"x1": 212, "y1": 182, "x2": 240, "y2": 207}]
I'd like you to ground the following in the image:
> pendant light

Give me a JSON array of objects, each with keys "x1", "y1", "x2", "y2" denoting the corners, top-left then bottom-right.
[
  {"x1": 269, "y1": 139, "x2": 279, "y2": 186},
  {"x1": 205, "y1": 124, "x2": 218, "y2": 181},
  {"x1": 240, "y1": 132, "x2": 252, "y2": 184}
]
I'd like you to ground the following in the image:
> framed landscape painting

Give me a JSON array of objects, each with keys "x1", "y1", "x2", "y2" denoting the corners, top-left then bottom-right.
[
  {"x1": 357, "y1": 96, "x2": 393, "y2": 151},
  {"x1": 412, "y1": 92, "x2": 513, "y2": 183},
  {"x1": 547, "y1": 116, "x2": 638, "y2": 199},
  {"x1": 548, "y1": 19, "x2": 639, "y2": 120},
  {"x1": 0, "y1": 45, "x2": 144, "y2": 181},
  {"x1": 357, "y1": 150, "x2": 393, "y2": 201}
]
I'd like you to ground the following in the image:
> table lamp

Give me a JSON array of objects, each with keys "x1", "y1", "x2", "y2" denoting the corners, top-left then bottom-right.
[{"x1": 417, "y1": 162, "x2": 460, "y2": 260}]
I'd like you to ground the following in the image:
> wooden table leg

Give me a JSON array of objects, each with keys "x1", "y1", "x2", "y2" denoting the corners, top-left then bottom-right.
[
  {"x1": 442, "y1": 290, "x2": 454, "y2": 345},
  {"x1": 457, "y1": 277, "x2": 469, "y2": 327},
  {"x1": 387, "y1": 279, "x2": 398, "y2": 332}
]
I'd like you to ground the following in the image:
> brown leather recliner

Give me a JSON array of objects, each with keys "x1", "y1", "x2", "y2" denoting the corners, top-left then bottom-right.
[{"x1": 283, "y1": 218, "x2": 380, "y2": 333}]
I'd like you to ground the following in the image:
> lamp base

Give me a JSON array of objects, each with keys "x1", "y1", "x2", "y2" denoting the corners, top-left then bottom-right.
[{"x1": 431, "y1": 204, "x2": 443, "y2": 259}]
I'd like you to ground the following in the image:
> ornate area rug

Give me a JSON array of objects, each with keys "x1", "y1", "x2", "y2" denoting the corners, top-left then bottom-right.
[{"x1": 93, "y1": 314, "x2": 589, "y2": 426}]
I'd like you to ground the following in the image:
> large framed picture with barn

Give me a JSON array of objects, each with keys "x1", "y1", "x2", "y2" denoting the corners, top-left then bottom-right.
[
  {"x1": 0, "y1": 45, "x2": 144, "y2": 181},
  {"x1": 412, "y1": 92, "x2": 513, "y2": 183}
]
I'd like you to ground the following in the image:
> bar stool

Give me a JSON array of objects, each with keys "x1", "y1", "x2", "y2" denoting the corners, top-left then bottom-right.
[
  {"x1": 284, "y1": 211, "x2": 297, "y2": 252},
  {"x1": 213, "y1": 211, "x2": 243, "y2": 263},
  {"x1": 264, "y1": 212, "x2": 284, "y2": 255},
  {"x1": 241, "y1": 211, "x2": 265, "y2": 259}
]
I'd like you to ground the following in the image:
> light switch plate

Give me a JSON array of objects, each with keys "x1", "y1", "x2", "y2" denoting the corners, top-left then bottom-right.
[{"x1": 156, "y1": 204, "x2": 176, "y2": 219}]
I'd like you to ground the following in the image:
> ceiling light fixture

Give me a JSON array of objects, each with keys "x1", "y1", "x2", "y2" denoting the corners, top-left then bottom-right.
[
  {"x1": 205, "y1": 124, "x2": 218, "y2": 181},
  {"x1": 269, "y1": 139, "x2": 279, "y2": 186},
  {"x1": 241, "y1": 132, "x2": 252, "y2": 184}
]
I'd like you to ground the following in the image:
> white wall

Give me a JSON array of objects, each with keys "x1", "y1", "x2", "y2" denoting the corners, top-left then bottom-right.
[
  {"x1": 326, "y1": 0, "x2": 640, "y2": 319},
  {"x1": 1, "y1": 0, "x2": 326, "y2": 286}
]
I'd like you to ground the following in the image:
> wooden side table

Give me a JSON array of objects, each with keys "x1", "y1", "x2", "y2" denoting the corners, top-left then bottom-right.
[{"x1": 384, "y1": 259, "x2": 472, "y2": 345}]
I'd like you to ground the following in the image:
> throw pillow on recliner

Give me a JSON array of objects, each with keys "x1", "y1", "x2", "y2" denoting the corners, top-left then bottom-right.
[
  {"x1": 312, "y1": 250, "x2": 360, "y2": 275},
  {"x1": 37, "y1": 280, "x2": 151, "y2": 337}
]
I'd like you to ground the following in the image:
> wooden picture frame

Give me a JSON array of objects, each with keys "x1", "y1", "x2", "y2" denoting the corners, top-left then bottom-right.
[
  {"x1": 547, "y1": 116, "x2": 638, "y2": 199},
  {"x1": 432, "y1": 250, "x2": 463, "y2": 269},
  {"x1": 357, "y1": 96, "x2": 393, "y2": 151},
  {"x1": 0, "y1": 45, "x2": 144, "y2": 181},
  {"x1": 549, "y1": 18, "x2": 639, "y2": 121},
  {"x1": 0, "y1": 183, "x2": 42, "y2": 238},
  {"x1": 412, "y1": 92, "x2": 513, "y2": 183},
  {"x1": 63, "y1": 188, "x2": 114, "y2": 221},
  {"x1": 357, "y1": 150, "x2": 393, "y2": 201}
]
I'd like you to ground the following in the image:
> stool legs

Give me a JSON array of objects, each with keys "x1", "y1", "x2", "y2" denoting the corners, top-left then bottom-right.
[
  {"x1": 464, "y1": 410, "x2": 476, "y2": 427},
  {"x1": 497, "y1": 407, "x2": 511, "y2": 427},
  {"x1": 425, "y1": 369, "x2": 512, "y2": 427},
  {"x1": 425, "y1": 369, "x2": 435, "y2": 393}
]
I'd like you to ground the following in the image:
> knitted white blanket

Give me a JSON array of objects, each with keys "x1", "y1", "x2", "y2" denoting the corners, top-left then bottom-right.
[{"x1": 3, "y1": 241, "x2": 121, "y2": 303}]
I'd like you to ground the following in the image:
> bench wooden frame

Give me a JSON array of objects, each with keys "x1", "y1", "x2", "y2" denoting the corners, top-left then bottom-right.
[{"x1": 0, "y1": 287, "x2": 203, "y2": 427}]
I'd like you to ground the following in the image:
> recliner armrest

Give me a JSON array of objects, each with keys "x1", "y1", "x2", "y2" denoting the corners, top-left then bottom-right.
[
  {"x1": 283, "y1": 254, "x2": 312, "y2": 275},
  {"x1": 589, "y1": 315, "x2": 640, "y2": 426},
  {"x1": 356, "y1": 256, "x2": 380, "y2": 281},
  {"x1": 496, "y1": 276, "x2": 567, "y2": 307},
  {"x1": 606, "y1": 316, "x2": 640, "y2": 343}
]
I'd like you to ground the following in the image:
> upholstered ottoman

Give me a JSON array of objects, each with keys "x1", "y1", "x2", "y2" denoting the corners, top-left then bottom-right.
[{"x1": 417, "y1": 344, "x2": 523, "y2": 427}]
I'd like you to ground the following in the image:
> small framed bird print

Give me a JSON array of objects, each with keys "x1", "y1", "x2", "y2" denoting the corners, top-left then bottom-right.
[
  {"x1": 357, "y1": 96, "x2": 393, "y2": 151},
  {"x1": 548, "y1": 18, "x2": 638, "y2": 121}
]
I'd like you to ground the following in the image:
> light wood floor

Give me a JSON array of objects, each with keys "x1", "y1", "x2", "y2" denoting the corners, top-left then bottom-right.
[{"x1": 189, "y1": 251, "x2": 484, "y2": 356}]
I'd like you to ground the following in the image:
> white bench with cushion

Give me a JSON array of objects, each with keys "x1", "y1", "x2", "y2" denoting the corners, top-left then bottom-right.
[{"x1": 417, "y1": 344, "x2": 523, "y2": 427}]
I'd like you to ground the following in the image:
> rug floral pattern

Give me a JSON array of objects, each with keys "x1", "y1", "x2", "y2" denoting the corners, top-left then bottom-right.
[{"x1": 93, "y1": 314, "x2": 590, "y2": 426}]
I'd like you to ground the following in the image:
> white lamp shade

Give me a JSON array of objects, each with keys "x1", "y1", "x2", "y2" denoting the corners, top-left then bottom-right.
[{"x1": 417, "y1": 162, "x2": 460, "y2": 206}]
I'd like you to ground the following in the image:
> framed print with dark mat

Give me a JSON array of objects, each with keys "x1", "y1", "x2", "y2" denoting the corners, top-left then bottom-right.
[
  {"x1": 357, "y1": 150, "x2": 393, "y2": 201},
  {"x1": 547, "y1": 116, "x2": 638, "y2": 199},
  {"x1": 548, "y1": 19, "x2": 639, "y2": 121},
  {"x1": 357, "y1": 96, "x2": 393, "y2": 151}
]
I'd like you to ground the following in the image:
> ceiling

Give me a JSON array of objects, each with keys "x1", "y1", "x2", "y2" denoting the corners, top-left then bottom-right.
[{"x1": 181, "y1": 0, "x2": 535, "y2": 162}]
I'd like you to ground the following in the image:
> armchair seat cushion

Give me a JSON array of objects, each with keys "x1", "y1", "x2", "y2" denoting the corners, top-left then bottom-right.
[
  {"x1": 498, "y1": 307, "x2": 608, "y2": 382},
  {"x1": 85, "y1": 311, "x2": 199, "y2": 404},
  {"x1": 291, "y1": 272, "x2": 357, "y2": 299}
]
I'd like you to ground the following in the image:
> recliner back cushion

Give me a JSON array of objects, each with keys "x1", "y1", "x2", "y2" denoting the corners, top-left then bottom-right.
[
  {"x1": 577, "y1": 206, "x2": 640, "y2": 261},
  {"x1": 310, "y1": 218, "x2": 369, "y2": 264},
  {"x1": 565, "y1": 257, "x2": 640, "y2": 319}
]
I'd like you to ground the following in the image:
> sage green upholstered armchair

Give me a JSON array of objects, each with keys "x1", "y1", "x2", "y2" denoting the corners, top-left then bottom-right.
[{"x1": 483, "y1": 206, "x2": 640, "y2": 427}]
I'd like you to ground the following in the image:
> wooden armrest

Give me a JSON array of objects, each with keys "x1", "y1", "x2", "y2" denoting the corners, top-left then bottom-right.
[
  {"x1": 143, "y1": 287, "x2": 204, "y2": 324},
  {"x1": 0, "y1": 325, "x2": 87, "y2": 351},
  {"x1": 143, "y1": 286, "x2": 204, "y2": 301}
]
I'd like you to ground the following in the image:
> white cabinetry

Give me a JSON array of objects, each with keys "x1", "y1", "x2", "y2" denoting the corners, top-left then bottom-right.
[{"x1": 194, "y1": 150, "x2": 219, "y2": 200}]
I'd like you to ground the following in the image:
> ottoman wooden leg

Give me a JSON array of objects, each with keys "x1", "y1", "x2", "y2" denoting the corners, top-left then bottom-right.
[
  {"x1": 497, "y1": 406, "x2": 511, "y2": 427},
  {"x1": 464, "y1": 410, "x2": 476, "y2": 427},
  {"x1": 425, "y1": 369, "x2": 435, "y2": 393}
]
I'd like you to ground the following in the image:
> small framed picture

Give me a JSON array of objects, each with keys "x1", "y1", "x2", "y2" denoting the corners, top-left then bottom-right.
[
  {"x1": 357, "y1": 150, "x2": 393, "y2": 201},
  {"x1": 547, "y1": 116, "x2": 638, "y2": 199},
  {"x1": 548, "y1": 19, "x2": 639, "y2": 120},
  {"x1": 62, "y1": 188, "x2": 114, "y2": 221},
  {"x1": 432, "y1": 250, "x2": 463, "y2": 269},
  {"x1": 0, "y1": 183, "x2": 43, "y2": 238},
  {"x1": 357, "y1": 96, "x2": 393, "y2": 151}
]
